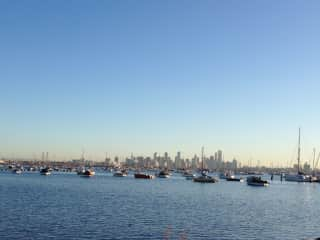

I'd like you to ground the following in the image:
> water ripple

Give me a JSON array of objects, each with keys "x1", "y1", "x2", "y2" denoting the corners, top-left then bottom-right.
[{"x1": 0, "y1": 172, "x2": 319, "y2": 239}]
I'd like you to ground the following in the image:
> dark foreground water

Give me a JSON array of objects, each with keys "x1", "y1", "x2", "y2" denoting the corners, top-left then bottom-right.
[{"x1": 0, "y1": 172, "x2": 319, "y2": 240}]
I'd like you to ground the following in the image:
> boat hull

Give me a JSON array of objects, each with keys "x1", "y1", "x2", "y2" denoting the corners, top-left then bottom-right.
[
  {"x1": 134, "y1": 173, "x2": 154, "y2": 179},
  {"x1": 246, "y1": 176, "x2": 269, "y2": 186},
  {"x1": 285, "y1": 174, "x2": 310, "y2": 182},
  {"x1": 247, "y1": 182, "x2": 268, "y2": 186},
  {"x1": 78, "y1": 170, "x2": 95, "y2": 177},
  {"x1": 193, "y1": 179, "x2": 217, "y2": 183},
  {"x1": 113, "y1": 173, "x2": 127, "y2": 177},
  {"x1": 157, "y1": 175, "x2": 169, "y2": 178},
  {"x1": 157, "y1": 170, "x2": 170, "y2": 178},
  {"x1": 227, "y1": 178, "x2": 244, "y2": 182},
  {"x1": 193, "y1": 176, "x2": 218, "y2": 183},
  {"x1": 79, "y1": 173, "x2": 95, "y2": 177},
  {"x1": 185, "y1": 175, "x2": 195, "y2": 180}
]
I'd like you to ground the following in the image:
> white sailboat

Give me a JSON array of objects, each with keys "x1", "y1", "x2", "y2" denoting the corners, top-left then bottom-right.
[{"x1": 285, "y1": 128, "x2": 310, "y2": 182}]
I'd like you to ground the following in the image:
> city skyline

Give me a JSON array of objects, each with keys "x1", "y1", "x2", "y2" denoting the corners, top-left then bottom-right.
[
  {"x1": 0, "y1": 145, "x2": 314, "y2": 169},
  {"x1": 2, "y1": 1, "x2": 320, "y2": 166}
]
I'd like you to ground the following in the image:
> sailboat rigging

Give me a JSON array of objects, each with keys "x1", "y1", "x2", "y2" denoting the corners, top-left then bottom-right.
[{"x1": 285, "y1": 128, "x2": 310, "y2": 182}]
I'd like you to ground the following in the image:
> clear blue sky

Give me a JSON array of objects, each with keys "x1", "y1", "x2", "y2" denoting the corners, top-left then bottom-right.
[{"x1": 1, "y1": 0, "x2": 320, "y2": 165}]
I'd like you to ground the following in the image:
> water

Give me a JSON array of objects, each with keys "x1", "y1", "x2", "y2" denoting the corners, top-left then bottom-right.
[{"x1": 0, "y1": 172, "x2": 319, "y2": 240}]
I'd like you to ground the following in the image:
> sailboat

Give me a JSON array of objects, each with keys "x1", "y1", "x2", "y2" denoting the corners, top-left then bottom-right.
[
  {"x1": 193, "y1": 147, "x2": 218, "y2": 183},
  {"x1": 285, "y1": 128, "x2": 310, "y2": 182}
]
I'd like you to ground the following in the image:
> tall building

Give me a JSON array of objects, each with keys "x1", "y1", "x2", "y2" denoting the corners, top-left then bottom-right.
[
  {"x1": 164, "y1": 152, "x2": 173, "y2": 169},
  {"x1": 207, "y1": 155, "x2": 216, "y2": 170},
  {"x1": 191, "y1": 154, "x2": 199, "y2": 169},
  {"x1": 232, "y1": 158, "x2": 238, "y2": 170},
  {"x1": 145, "y1": 157, "x2": 152, "y2": 168},
  {"x1": 158, "y1": 154, "x2": 166, "y2": 169},
  {"x1": 164, "y1": 152, "x2": 169, "y2": 162},
  {"x1": 217, "y1": 150, "x2": 223, "y2": 162},
  {"x1": 153, "y1": 152, "x2": 157, "y2": 161},
  {"x1": 175, "y1": 151, "x2": 181, "y2": 169},
  {"x1": 185, "y1": 158, "x2": 190, "y2": 169}
]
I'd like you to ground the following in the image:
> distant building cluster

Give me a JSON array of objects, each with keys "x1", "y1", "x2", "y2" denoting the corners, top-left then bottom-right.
[{"x1": 105, "y1": 150, "x2": 238, "y2": 171}]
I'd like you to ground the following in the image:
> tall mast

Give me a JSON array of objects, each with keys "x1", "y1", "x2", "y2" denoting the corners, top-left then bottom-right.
[
  {"x1": 297, "y1": 128, "x2": 301, "y2": 173},
  {"x1": 313, "y1": 148, "x2": 316, "y2": 176},
  {"x1": 201, "y1": 146, "x2": 204, "y2": 170}
]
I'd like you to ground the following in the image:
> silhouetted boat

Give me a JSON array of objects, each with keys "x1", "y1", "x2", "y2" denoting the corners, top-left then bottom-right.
[
  {"x1": 134, "y1": 173, "x2": 155, "y2": 179},
  {"x1": 226, "y1": 176, "x2": 244, "y2": 182},
  {"x1": 193, "y1": 172, "x2": 218, "y2": 183},
  {"x1": 157, "y1": 170, "x2": 170, "y2": 178},
  {"x1": 247, "y1": 176, "x2": 269, "y2": 186},
  {"x1": 40, "y1": 167, "x2": 51, "y2": 175},
  {"x1": 79, "y1": 169, "x2": 95, "y2": 177}
]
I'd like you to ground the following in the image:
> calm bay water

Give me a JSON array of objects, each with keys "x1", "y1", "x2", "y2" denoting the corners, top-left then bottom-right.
[{"x1": 0, "y1": 171, "x2": 319, "y2": 240}]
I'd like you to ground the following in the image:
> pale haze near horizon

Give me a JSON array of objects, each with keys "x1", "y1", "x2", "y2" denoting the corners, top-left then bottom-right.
[{"x1": 1, "y1": 1, "x2": 320, "y2": 167}]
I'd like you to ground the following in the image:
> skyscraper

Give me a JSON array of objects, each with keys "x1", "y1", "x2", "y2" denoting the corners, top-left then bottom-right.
[
  {"x1": 217, "y1": 150, "x2": 223, "y2": 162},
  {"x1": 175, "y1": 151, "x2": 181, "y2": 169}
]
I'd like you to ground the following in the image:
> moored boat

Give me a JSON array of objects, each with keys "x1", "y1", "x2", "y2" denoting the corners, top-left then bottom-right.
[
  {"x1": 219, "y1": 171, "x2": 235, "y2": 180},
  {"x1": 12, "y1": 169, "x2": 22, "y2": 174},
  {"x1": 157, "y1": 170, "x2": 170, "y2": 178},
  {"x1": 226, "y1": 176, "x2": 244, "y2": 182},
  {"x1": 185, "y1": 173, "x2": 196, "y2": 180},
  {"x1": 40, "y1": 167, "x2": 51, "y2": 175},
  {"x1": 134, "y1": 173, "x2": 155, "y2": 179},
  {"x1": 247, "y1": 176, "x2": 269, "y2": 186},
  {"x1": 77, "y1": 168, "x2": 85, "y2": 175},
  {"x1": 182, "y1": 171, "x2": 195, "y2": 180},
  {"x1": 113, "y1": 170, "x2": 128, "y2": 177},
  {"x1": 285, "y1": 172, "x2": 310, "y2": 182},
  {"x1": 193, "y1": 147, "x2": 218, "y2": 183},
  {"x1": 193, "y1": 173, "x2": 218, "y2": 183},
  {"x1": 79, "y1": 169, "x2": 95, "y2": 177},
  {"x1": 285, "y1": 128, "x2": 310, "y2": 182}
]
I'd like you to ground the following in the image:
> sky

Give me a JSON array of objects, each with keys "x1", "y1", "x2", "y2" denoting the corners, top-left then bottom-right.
[{"x1": 1, "y1": 0, "x2": 320, "y2": 166}]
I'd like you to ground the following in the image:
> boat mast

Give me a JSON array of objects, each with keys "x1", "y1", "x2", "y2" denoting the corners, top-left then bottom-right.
[
  {"x1": 313, "y1": 148, "x2": 316, "y2": 177},
  {"x1": 201, "y1": 146, "x2": 204, "y2": 170},
  {"x1": 297, "y1": 128, "x2": 301, "y2": 173}
]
